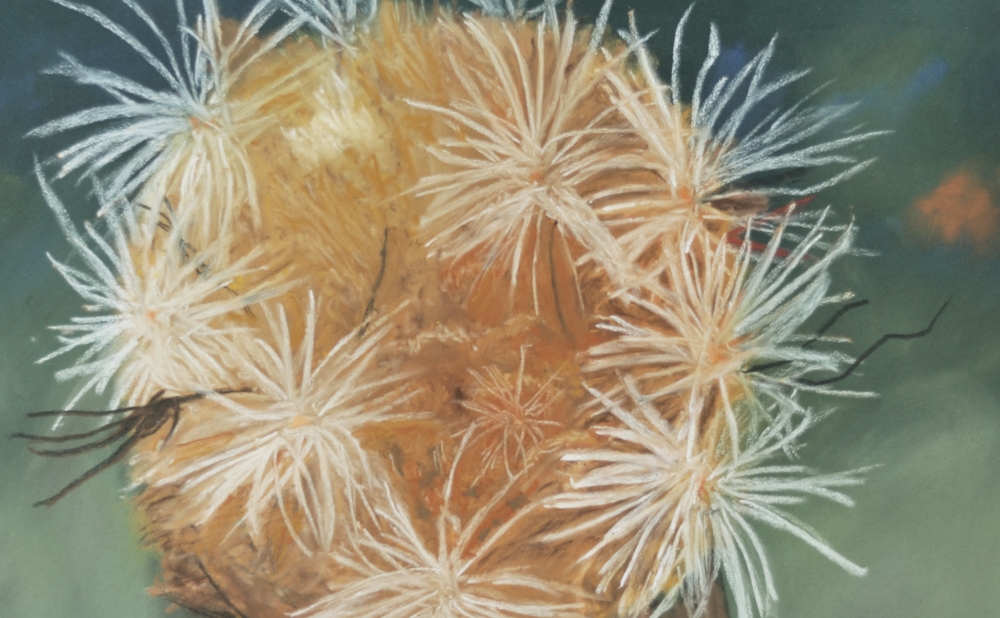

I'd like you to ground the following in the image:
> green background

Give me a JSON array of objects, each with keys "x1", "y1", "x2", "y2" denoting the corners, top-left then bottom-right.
[{"x1": 1, "y1": 0, "x2": 998, "y2": 616}]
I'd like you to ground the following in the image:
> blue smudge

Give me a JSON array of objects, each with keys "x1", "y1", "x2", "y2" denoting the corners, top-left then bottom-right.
[
  {"x1": 702, "y1": 42, "x2": 791, "y2": 139},
  {"x1": 817, "y1": 57, "x2": 948, "y2": 128},
  {"x1": 713, "y1": 43, "x2": 750, "y2": 84},
  {"x1": 901, "y1": 57, "x2": 948, "y2": 103}
]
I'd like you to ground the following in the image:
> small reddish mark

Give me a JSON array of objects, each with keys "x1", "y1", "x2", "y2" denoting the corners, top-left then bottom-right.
[
  {"x1": 725, "y1": 196, "x2": 817, "y2": 259},
  {"x1": 402, "y1": 460, "x2": 422, "y2": 483},
  {"x1": 706, "y1": 343, "x2": 730, "y2": 367},
  {"x1": 697, "y1": 478, "x2": 711, "y2": 504}
]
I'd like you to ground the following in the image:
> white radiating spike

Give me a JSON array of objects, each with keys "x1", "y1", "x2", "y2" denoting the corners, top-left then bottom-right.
[
  {"x1": 544, "y1": 375, "x2": 868, "y2": 618},
  {"x1": 35, "y1": 162, "x2": 290, "y2": 410}
]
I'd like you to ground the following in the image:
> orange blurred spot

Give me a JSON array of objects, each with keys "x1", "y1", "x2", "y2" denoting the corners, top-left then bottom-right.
[{"x1": 914, "y1": 170, "x2": 998, "y2": 254}]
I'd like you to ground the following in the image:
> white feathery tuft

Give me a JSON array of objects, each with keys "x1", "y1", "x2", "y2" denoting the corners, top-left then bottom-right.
[
  {"x1": 460, "y1": 344, "x2": 565, "y2": 484},
  {"x1": 544, "y1": 375, "x2": 868, "y2": 618},
  {"x1": 464, "y1": 0, "x2": 563, "y2": 21},
  {"x1": 30, "y1": 0, "x2": 308, "y2": 239},
  {"x1": 414, "y1": 6, "x2": 645, "y2": 310},
  {"x1": 36, "y1": 163, "x2": 285, "y2": 410},
  {"x1": 148, "y1": 292, "x2": 416, "y2": 553},
  {"x1": 297, "y1": 430, "x2": 587, "y2": 618},
  {"x1": 586, "y1": 207, "x2": 869, "y2": 458},
  {"x1": 601, "y1": 8, "x2": 885, "y2": 262},
  {"x1": 279, "y1": 0, "x2": 378, "y2": 44}
]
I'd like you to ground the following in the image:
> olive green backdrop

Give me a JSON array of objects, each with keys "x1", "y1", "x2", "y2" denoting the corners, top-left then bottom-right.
[{"x1": 1, "y1": 0, "x2": 997, "y2": 616}]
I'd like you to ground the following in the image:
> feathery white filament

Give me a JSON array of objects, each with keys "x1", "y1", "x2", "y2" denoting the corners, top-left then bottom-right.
[
  {"x1": 151, "y1": 293, "x2": 415, "y2": 553},
  {"x1": 461, "y1": 345, "x2": 565, "y2": 483},
  {"x1": 298, "y1": 431, "x2": 586, "y2": 618},
  {"x1": 36, "y1": 164, "x2": 282, "y2": 409},
  {"x1": 465, "y1": 0, "x2": 562, "y2": 21},
  {"x1": 30, "y1": 0, "x2": 308, "y2": 237},
  {"x1": 545, "y1": 376, "x2": 867, "y2": 618},
  {"x1": 280, "y1": 0, "x2": 378, "y2": 44},
  {"x1": 586, "y1": 208, "x2": 867, "y2": 458},
  {"x1": 601, "y1": 8, "x2": 884, "y2": 262},
  {"x1": 415, "y1": 8, "x2": 643, "y2": 309}
]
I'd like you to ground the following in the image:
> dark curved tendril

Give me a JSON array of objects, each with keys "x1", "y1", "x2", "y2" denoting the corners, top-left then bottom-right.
[
  {"x1": 12, "y1": 387, "x2": 251, "y2": 508},
  {"x1": 136, "y1": 199, "x2": 248, "y2": 314},
  {"x1": 136, "y1": 198, "x2": 197, "y2": 262},
  {"x1": 797, "y1": 297, "x2": 950, "y2": 387},
  {"x1": 746, "y1": 299, "x2": 871, "y2": 374},
  {"x1": 359, "y1": 226, "x2": 390, "y2": 339},
  {"x1": 196, "y1": 558, "x2": 249, "y2": 618},
  {"x1": 801, "y1": 299, "x2": 871, "y2": 349}
]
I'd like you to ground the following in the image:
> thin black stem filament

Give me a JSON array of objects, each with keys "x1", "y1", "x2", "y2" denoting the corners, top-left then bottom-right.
[
  {"x1": 799, "y1": 298, "x2": 950, "y2": 387},
  {"x1": 13, "y1": 387, "x2": 252, "y2": 508}
]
